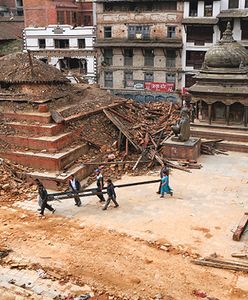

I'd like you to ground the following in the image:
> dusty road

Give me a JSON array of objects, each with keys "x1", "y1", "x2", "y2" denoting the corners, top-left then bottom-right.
[{"x1": 0, "y1": 206, "x2": 247, "y2": 300}]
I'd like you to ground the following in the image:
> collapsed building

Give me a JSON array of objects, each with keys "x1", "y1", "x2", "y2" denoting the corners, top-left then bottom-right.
[{"x1": 0, "y1": 52, "x2": 181, "y2": 189}]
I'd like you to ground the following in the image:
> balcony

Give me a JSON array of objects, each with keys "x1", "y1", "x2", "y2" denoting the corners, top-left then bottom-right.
[{"x1": 95, "y1": 37, "x2": 183, "y2": 49}]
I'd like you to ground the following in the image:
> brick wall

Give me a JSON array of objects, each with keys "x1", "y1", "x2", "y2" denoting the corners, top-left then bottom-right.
[{"x1": 23, "y1": 0, "x2": 93, "y2": 27}]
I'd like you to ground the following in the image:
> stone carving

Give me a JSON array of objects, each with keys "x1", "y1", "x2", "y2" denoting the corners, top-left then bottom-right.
[{"x1": 171, "y1": 107, "x2": 190, "y2": 142}]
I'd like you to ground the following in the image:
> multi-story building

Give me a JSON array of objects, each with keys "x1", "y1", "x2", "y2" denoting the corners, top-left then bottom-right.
[
  {"x1": 0, "y1": 1, "x2": 24, "y2": 56},
  {"x1": 0, "y1": 0, "x2": 23, "y2": 16},
  {"x1": 182, "y1": 0, "x2": 248, "y2": 88},
  {"x1": 23, "y1": 0, "x2": 96, "y2": 82},
  {"x1": 95, "y1": 0, "x2": 184, "y2": 101}
]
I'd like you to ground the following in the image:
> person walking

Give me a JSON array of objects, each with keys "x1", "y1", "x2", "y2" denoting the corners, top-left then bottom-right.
[
  {"x1": 96, "y1": 169, "x2": 105, "y2": 203},
  {"x1": 102, "y1": 179, "x2": 119, "y2": 210},
  {"x1": 160, "y1": 171, "x2": 173, "y2": 198},
  {"x1": 157, "y1": 163, "x2": 169, "y2": 194},
  {"x1": 68, "y1": 174, "x2": 82, "y2": 207},
  {"x1": 35, "y1": 179, "x2": 55, "y2": 216}
]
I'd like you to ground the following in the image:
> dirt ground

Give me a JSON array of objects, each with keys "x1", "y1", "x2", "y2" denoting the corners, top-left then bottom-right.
[{"x1": 1, "y1": 152, "x2": 248, "y2": 300}]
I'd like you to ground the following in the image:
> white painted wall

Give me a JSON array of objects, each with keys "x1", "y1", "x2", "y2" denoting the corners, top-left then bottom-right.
[{"x1": 23, "y1": 25, "x2": 96, "y2": 82}]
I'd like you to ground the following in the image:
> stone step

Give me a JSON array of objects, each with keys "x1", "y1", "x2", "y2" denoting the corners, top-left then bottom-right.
[
  {"x1": 191, "y1": 127, "x2": 248, "y2": 143},
  {"x1": 3, "y1": 111, "x2": 51, "y2": 124},
  {"x1": 26, "y1": 164, "x2": 95, "y2": 190},
  {"x1": 6, "y1": 121, "x2": 64, "y2": 136},
  {"x1": 191, "y1": 122, "x2": 248, "y2": 131},
  {"x1": 217, "y1": 141, "x2": 248, "y2": 153},
  {"x1": 1, "y1": 132, "x2": 77, "y2": 152},
  {"x1": 0, "y1": 144, "x2": 89, "y2": 171}
]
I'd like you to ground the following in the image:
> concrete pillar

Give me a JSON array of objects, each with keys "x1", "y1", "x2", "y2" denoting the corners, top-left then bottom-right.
[
  {"x1": 198, "y1": 1, "x2": 204, "y2": 17},
  {"x1": 233, "y1": 19, "x2": 241, "y2": 41},
  {"x1": 239, "y1": 0, "x2": 245, "y2": 9},
  {"x1": 208, "y1": 103, "x2": 212, "y2": 124},
  {"x1": 244, "y1": 106, "x2": 248, "y2": 127},
  {"x1": 213, "y1": 1, "x2": 221, "y2": 17},
  {"x1": 184, "y1": 1, "x2": 190, "y2": 18},
  {"x1": 226, "y1": 105, "x2": 230, "y2": 126}
]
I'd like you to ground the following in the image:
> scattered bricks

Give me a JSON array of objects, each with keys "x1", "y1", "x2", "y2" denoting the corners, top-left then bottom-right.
[{"x1": 38, "y1": 104, "x2": 49, "y2": 113}]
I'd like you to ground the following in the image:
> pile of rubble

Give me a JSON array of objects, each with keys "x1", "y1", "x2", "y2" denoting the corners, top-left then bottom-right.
[{"x1": 0, "y1": 158, "x2": 36, "y2": 203}]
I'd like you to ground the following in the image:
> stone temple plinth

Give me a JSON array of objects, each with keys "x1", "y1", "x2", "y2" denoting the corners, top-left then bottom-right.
[{"x1": 161, "y1": 137, "x2": 201, "y2": 161}]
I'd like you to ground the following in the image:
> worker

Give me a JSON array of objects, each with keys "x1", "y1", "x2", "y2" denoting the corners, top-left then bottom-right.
[
  {"x1": 102, "y1": 179, "x2": 119, "y2": 211},
  {"x1": 95, "y1": 169, "x2": 105, "y2": 203},
  {"x1": 160, "y1": 171, "x2": 173, "y2": 198},
  {"x1": 35, "y1": 179, "x2": 55, "y2": 216},
  {"x1": 68, "y1": 174, "x2": 82, "y2": 207},
  {"x1": 157, "y1": 163, "x2": 169, "y2": 194}
]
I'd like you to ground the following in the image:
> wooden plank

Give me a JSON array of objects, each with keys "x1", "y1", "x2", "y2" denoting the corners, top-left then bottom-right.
[
  {"x1": 233, "y1": 212, "x2": 248, "y2": 241},
  {"x1": 64, "y1": 101, "x2": 127, "y2": 123},
  {"x1": 103, "y1": 109, "x2": 141, "y2": 152},
  {"x1": 192, "y1": 259, "x2": 248, "y2": 272}
]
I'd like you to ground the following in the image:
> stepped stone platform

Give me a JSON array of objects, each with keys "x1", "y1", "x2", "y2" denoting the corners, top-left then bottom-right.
[
  {"x1": 191, "y1": 123, "x2": 248, "y2": 153},
  {"x1": 0, "y1": 108, "x2": 93, "y2": 189}
]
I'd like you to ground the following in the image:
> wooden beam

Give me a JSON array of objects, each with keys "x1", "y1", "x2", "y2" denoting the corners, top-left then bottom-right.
[
  {"x1": 233, "y1": 212, "x2": 248, "y2": 241},
  {"x1": 103, "y1": 109, "x2": 141, "y2": 152},
  {"x1": 64, "y1": 101, "x2": 127, "y2": 123}
]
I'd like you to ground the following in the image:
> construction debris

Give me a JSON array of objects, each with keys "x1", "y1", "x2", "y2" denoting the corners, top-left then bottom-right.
[
  {"x1": 233, "y1": 212, "x2": 248, "y2": 241},
  {"x1": 192, "y1": 257, "x2": 248, "y2": 272},
  {"x1": 201, "y1": 140, "x2": 228, "y2": 155}
]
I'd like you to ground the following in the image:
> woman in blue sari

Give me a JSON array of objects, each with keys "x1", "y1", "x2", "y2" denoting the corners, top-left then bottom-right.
[{"x1": 160, "y1": 171, "x2": 173, "y2": 198}]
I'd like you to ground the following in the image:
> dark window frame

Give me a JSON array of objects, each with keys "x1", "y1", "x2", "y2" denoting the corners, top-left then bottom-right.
[
  {"x1": 103, "y1": 49, "x2": 113, "y2": 66},
  {"x1": 144, "y1": 49, "x2": 154, "y2": 67},
  {"x1": 124, "y1": 49, "x2": 133, "y2": 66},
  {"x1": 167, "y1": 26, "x2": 176, "y2": 38},
  {"x1": 144, "y1": 72, "x2": 154, "y2": 82},
  {"x1": 104, "y1": 26, "x2": 112, "y2": 38},
  {"x1": 38, "y1": 39, "x2": 46, "y2": 49},
  {"x1": 104, "y1": 71, "x2": 113, "y2": 88},
  {"x1": 78, "y1": 39, "x2": 86, "y2": 49},
  {"x1": 166, "y1": 50, "x2": 176, "y2": 68},
  {"x1": 228, "y1": 0, "x2": 239, "y2": 8},
  {"x1": 54, "y1": 39, "x2": 69, "y2": 49}
]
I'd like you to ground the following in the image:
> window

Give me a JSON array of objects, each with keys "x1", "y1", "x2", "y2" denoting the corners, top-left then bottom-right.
[
  {"x1": 189, "y1": 0, "x2": 198, "y2": 16},
  {"x1": 246, "y1": 0, "x2": 248, "y2": 7},
  {"x1": 166, "y1": 50, "x2": 176, "y2": 68},
  {"x1": 78, "y1": 39, "x2": 85, "y2": 49},
  {"x1": 144, "y1": 72, "x2": 154, "y2": 82},
  {"x1": 124, "y1": 49, "x2": 133, "y2": 66},
  {"x1": 186, "y1": 51, "x2": 206, "y2": 69},
  {"x1": 124, "y1": 71, "x2": 133, "y2": 87},
  {"x1": 38, "y1": 39, "x2": 46, "y2": 49},
  {"x1": 84, "y1": 15, "x2": 92, "y2": 26},
  {"x1": 144, "y1": 49, "x2": 154, "y2": 67},
  {"x1": 229, "y1": 0, "x2": 239, "y2": 8},
  {"x1": 54, "y1": 39, "x2": 69, "y2": 49},
  {"x1": 187, "y1": 26, "x2": 213, "y2": 44},
  {"x1": 167, "y1": 26, "x2": 176, "y2": 38},
  {"x1": 204, "y1": 0, "x2": 213, "y2": 16},
  {"x1": 16, "y1": 0, "x2": 23, "y2": 6},
  {"x1": 104, "y1": 26, "x2": 112, "y2": 38},
  {"x1": 57, "y1": 11, "x2": 65, "y2": 24},
  {"x1": 104, "y1": 71, "x2": 113, "y2": 88},
  {"x1": 103, "y1": 49, "x2": 113, "y2": 66},
  {"x1": 166, "y1": 73, "x2": 176, "y2": 83},
  {"x1": 241, "y1": 20, "x2": 248, "y2": 40},
  {"x1": 185, "y1": 74, "x2": 196, "y2": 88},
  {"x1": 128, "y1": 25, "x2": 150, "y2": 40}
]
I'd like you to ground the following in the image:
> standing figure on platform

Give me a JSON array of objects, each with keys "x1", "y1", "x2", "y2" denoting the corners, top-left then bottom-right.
[
  {"x1": 160, "y1": 171, "x2": 173, "y2": 198},
  {"x1": 35, "y1": 179, "x2": 55, "y2": 216},
  {"x1": 68, "y1": 174, "x2": 82, "y2": 207},
  {"x1": 102, "y1": 179, "x2": 119, "y2": 210},
  {"x1": 171, "y1": 107, "x2": 191, "y2": 142},
  {"x1": 96, "y1": 169, "x2": 105, "y2": 203}
]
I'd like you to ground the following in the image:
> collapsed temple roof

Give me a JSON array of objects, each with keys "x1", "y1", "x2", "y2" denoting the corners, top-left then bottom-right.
[{"x1": 0, "y1": 52, "x2": 70, "y2": 84}]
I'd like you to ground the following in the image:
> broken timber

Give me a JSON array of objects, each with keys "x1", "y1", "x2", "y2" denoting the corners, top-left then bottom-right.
[
  {"x1": 103, "y1": 109, "x2": 141, "y2": 151},
  {"x1": 192, "y1": 257, "x2": 248, "y2": 273},
  {"x1": 233, "y1": 212, "x2": 248, "y2": 241}
]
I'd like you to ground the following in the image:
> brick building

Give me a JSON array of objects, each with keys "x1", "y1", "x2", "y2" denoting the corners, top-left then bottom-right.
[
  {"x1": 0, "y1": 0, "x2": 23, "y2": 16},
  {"x1": 23, "y1": 0, "x2": 93, "y2": 27},
  {"x1": 23, "y1": 0, "x2": 96, "y2": 83},
  {"x1": 95, "y1": 0, "x2": 183, "y2": 101}
]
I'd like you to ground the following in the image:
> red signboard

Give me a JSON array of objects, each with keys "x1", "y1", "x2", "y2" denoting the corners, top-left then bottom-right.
[{"x1": 145, "y1": 82, "x2": 175, "y2": 92}]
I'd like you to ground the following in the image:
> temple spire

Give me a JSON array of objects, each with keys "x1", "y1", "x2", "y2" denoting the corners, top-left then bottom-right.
[{"x1": 221, "y1": 21, "x2": 234, "y2": 43}]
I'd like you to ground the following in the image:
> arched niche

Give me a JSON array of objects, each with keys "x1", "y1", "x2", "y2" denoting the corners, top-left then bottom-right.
[{"x1": 230, "y1": 102, "x2": 244, "y2": 124}]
